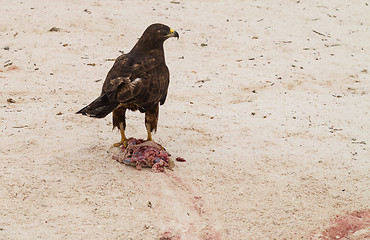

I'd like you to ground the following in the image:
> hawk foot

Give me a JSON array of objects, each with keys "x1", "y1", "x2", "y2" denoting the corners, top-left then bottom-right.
[{"x1": 113, "y1": 140, "x2": 127, "y2": 148}]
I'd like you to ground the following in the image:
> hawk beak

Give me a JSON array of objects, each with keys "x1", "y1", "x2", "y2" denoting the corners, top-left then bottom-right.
[{"x1": 166, "y1": 28, "x2": 179, "y2": 39}]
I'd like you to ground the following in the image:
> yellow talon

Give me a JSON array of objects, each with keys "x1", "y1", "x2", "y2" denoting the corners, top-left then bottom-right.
[
  {"x1": 113, "y1": 140, "x2": 127, "y2": 148},
  {"x1": 114, "y1": 122, "x2": 127, "y2": 148}
]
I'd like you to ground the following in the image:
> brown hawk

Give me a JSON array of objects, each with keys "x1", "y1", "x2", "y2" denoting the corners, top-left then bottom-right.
[{"x1": 77, "y1": 23, "x2": 179, "y2": 147}]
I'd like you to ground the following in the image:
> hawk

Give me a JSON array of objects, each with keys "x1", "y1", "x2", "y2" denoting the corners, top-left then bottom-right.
[{"x1": 77, "y1": 23, "x2": 179, "y2": 147}]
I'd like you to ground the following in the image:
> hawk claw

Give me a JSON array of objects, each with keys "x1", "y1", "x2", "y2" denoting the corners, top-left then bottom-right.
[{"x1": 113, "y1": 140, "x2": 127, "y2": 148}]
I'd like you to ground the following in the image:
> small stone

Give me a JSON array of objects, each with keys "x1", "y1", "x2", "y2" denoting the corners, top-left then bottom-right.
[
  {"x1": 4, "y1": 60, "x2": 12, "y2": 67},
  {"x1": 49, "y1": 27, "x2": 61, "y2": 32},
  {"x1": 176, "y1": 157, "x2": 186, "y2": 162},
  {"x1": 4, "y1": 46, "x2": 9, "y2": 50}
]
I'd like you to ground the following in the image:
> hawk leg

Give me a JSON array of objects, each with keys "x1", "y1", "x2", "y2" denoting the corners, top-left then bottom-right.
[
  {"x1": 145, "y1": 104, "x2": 159, "y2": 141},
  {"x1": 113, "y1": 106, "x2": 127, "y2": 147}
]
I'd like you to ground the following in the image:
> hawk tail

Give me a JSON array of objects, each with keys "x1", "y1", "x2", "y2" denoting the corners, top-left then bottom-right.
[{"x1": 76, "y1": 93, "x2": 119, "y2": 118}]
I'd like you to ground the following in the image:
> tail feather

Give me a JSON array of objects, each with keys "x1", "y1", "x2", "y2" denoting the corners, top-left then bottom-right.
[{"x1": 76, "y1": 93, "x2": 119, "y2": 118}]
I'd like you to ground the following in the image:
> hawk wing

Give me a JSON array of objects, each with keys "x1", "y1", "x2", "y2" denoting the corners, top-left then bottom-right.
[
  {"x1": 101, "y1": 51, "x2": 164, "y2": 104},
  {"x1": 75, "y1": 53, "x2": 164, "y2": 118},
  {"x1": 101, "y1": 53, "x2": 162, "y2": 95}
]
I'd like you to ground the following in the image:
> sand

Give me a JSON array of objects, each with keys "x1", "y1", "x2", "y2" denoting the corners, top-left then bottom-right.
[{"x1": 1, "y1": 0, "x2": 369, "y2": 239}]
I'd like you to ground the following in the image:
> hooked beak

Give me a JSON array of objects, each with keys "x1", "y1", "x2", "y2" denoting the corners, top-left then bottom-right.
[{"x1": 166, "y1": 28, "x2": 179, "y2": 39}]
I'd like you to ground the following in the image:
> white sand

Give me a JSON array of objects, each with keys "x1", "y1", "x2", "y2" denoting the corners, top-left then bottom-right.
[{"x1": 1, "y1": 0, "x2": 369, "y2": 239}]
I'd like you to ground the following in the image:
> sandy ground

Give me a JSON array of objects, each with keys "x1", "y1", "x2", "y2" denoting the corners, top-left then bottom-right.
[{"x1": 1, "y1": 0, "x2": 369, "y2": 239}]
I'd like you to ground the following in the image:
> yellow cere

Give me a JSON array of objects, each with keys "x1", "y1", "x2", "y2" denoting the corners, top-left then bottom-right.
[{"x1": 170, "y1": 28, "x2": 175, "y2": 34}]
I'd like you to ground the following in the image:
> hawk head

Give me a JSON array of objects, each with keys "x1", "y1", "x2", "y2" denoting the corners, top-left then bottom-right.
[
  {"x1": 146, "y1": 23, "x2": 179, "y2": 40},
  {"x1": 135, "y1": 23, "x2": 179, "y2": 50}
]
